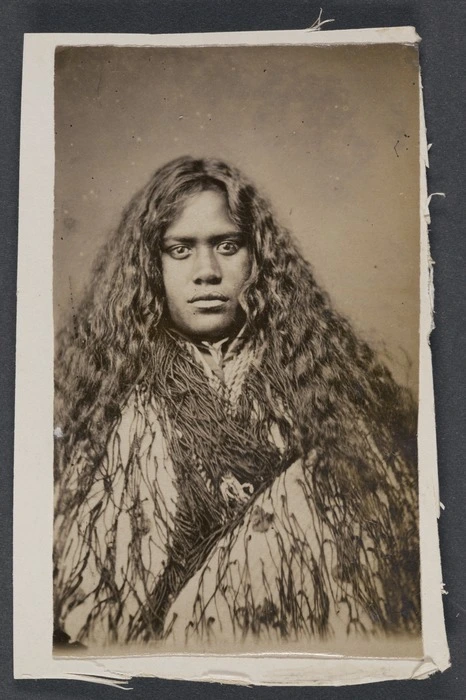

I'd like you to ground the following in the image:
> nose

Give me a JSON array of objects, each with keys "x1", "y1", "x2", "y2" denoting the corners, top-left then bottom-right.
[{"x1": 192, "y1": 247, "x2": 222, "y2": 284}]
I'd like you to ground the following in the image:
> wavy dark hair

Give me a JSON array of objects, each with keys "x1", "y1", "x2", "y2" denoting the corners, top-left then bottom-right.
[{"x1": 54, "y1": 155, "x2": 420, "y2": 635}]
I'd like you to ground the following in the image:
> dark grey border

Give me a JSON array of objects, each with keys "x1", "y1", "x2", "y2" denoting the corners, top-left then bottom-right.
[{"x1": 2, "y1": 1, "x2": 465, "y2": 698}]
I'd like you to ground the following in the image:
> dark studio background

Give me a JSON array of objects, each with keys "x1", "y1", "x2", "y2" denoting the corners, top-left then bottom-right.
[
  {"x1": 54, "y1": 43, "x2": 420, "y2": 394},
  {"x1": 1, "y1": 1, "x2": 465, "y2": 699}
]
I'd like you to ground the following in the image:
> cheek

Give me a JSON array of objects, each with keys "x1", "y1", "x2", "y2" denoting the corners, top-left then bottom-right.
[
  {"x1": 230, "y1": 251, "x2": 252, "y2": 287},
  {"x1": 162, "y1": 257, "x2": 182, "y2": 282},
  {"x1": 161, "y1": 261, "x2": 181, "y2": 305}
]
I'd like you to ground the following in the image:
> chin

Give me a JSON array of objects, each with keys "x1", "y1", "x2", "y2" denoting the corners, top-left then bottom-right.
[
  {"x1": 187, "y1": 314, "x2": 239, "y2": 341},
  {"x1": 190, "y1": 323, "x2": 231, "y2": 341}
]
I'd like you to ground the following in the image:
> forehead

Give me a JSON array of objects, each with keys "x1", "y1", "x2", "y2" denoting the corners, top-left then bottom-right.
[{"x1": 164, "y1": 190, "x2": 236, "y2": 239}]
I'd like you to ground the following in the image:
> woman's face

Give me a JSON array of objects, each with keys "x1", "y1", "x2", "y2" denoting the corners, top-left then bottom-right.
[{"x1": 161, "y1": 189, "x2": 251, "y2": 342}]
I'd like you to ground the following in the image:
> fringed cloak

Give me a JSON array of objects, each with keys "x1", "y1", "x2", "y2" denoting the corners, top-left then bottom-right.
[{"x1": 53, "y1": 331, "x2": 421, "y2": 651}]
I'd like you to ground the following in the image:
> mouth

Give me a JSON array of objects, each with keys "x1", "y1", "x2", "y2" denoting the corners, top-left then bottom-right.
[{"x1": 188, "y1": 293, "x2": 229, "y2": 310}]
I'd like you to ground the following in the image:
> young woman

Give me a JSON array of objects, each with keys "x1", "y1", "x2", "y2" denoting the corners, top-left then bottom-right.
[{"x1": 53, "y1": 156, "x2": 420, "y2": 650}]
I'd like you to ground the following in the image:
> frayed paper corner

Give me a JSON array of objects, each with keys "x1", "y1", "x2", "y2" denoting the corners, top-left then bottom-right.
[{"x1": 411, "y1": 656, "x2": 450, "y2": 680}]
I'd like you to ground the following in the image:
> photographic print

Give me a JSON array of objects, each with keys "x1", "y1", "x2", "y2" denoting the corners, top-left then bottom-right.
[
  {"x1": 52, "y1": 40, "x2": 421, "y2": 655},
  {"x1": 14, "y1": 28, "x2": 449, "y2": 684}
]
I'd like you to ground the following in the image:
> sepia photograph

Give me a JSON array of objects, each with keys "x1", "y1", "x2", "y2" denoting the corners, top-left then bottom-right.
[{"x1": 50, "y1": 40, "x2": 423, "y2": 658}]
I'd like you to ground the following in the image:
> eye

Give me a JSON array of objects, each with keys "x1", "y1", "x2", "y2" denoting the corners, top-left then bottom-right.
[
  {"x1": 166, "y1": 245, "x2": 192, "y2": 260},
  {"x1": 217, "y1": 240, "x2": 240, "y2": 256}
]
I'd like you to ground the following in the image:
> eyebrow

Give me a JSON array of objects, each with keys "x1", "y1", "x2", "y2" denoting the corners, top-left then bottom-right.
[{"x1": 163, "y1": 231, "x2": 244, "y2": 246}]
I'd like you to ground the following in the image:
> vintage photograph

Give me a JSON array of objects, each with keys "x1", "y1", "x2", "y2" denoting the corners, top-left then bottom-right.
[{"x1": 51, "y1": 42, "x2": 422, "y2": 657}]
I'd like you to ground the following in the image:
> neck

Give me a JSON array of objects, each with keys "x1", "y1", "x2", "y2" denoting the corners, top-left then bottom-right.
[{"x1": 167, "y1": 320, "x2": 247, "y2": 347}]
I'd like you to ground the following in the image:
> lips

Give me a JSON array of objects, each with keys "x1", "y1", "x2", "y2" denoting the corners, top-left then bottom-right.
[
  {"x1": 188, "y1": 293, "x2": 229, "y2": 303},
  {"x1": 188, "y1": 292, "x2": 229, "y2": 310}
]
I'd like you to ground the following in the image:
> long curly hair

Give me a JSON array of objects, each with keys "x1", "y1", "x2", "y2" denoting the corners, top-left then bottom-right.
[{"x1": 54, "y1": 155, "x2": 420, "y2": 636}]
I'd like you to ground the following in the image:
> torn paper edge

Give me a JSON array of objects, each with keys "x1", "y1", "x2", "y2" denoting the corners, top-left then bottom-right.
[
  {"x1": 415, "y1": 68, "x2": 450, "y2": 675},
  {"x1": 13, "y1": 27, "x2": 448, "y2": 686},
  {"x1": 27, "y1": 25, "x2": 421, "y2": 47}
]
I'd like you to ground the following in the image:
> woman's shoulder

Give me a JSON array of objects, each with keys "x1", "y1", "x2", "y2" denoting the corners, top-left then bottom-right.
[
  {"x1": 120, "y1": 383, "x2": 162, "y2": 417},
  {"x1": 114, "y1": 384, "x2": 165, "y2": 463}
]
